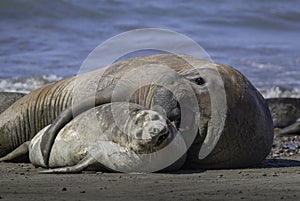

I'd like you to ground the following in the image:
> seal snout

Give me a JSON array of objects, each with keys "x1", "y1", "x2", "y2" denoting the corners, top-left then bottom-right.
[
  {"x1": 147, "y1": 121, "x2": 170, "y2": 148},
  {"x1": 148, "y1": 119, "x2": 172, "y2": 149},
  {"x1": 133, "y1": 110, "x2": 173, "y2": 149}
]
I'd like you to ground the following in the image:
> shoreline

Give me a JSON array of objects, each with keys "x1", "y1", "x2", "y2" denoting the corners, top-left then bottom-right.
[{"x1": 1, "y1": 155, "x2": 299, "y2": 201}]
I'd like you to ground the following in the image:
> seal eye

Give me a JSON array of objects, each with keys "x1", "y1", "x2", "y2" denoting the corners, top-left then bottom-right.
[{"x1": 194, "y1": 77, "x2": 205, "y2": 86}]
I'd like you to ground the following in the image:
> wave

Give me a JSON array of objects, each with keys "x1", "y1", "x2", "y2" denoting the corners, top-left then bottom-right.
[
  {"x1": 259, "y1": 86, "x2": 300, "y2": 98},
  {"x1": 0, "y1": 75, "x2": 62, "y2": 93}
]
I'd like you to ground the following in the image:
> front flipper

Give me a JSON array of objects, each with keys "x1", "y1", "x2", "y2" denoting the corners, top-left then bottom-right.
[
  {"x1": 40, "y1": 155, "x2": 99, "y2": 174},
  {"x1": 276, "y1": 119, "x2": 300, "y2": 136},
  {"x1": 40, "y1": 87, "x2": 115, "y2": 167},
  {"x1": 0, "y1": 142, "x2": 30, "y2": 162}
]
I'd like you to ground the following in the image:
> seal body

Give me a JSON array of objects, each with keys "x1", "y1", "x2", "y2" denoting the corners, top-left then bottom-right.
[
  {"x1": 0, "y1": 54, "x2": 274, "y2": 170},
  {"x1": 267, "y1": 98, "x2": 300, "y2": 135},
  {"x1": 1, "y1": 102, "x2": 185, "y2": 173}
]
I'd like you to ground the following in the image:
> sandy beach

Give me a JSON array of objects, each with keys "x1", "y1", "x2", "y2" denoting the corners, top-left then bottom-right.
[{"x1": 1, "y1": 140, "x2": 299, "y2": 201}]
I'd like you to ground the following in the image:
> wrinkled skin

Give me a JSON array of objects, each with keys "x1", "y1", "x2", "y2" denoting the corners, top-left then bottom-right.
[
  {"x1": 267, "y1": 98, "x2": 300, "y2": 136},
  {"x1": 0, "y1": 54, "x2": 274, "y2": 170}
]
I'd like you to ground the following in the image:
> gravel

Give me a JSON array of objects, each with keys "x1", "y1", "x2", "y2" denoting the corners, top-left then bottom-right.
[{"x1": 268, "y1": 134, "x2": 300, "y2": 158}]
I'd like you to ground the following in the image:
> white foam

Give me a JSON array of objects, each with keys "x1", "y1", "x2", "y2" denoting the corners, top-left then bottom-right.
[
  {"x1": 259, "y1": 86, "x2": 300, "y2": 98},
  {"x1": 0, "y1": 75, "x2": 62, "y2": 93}
]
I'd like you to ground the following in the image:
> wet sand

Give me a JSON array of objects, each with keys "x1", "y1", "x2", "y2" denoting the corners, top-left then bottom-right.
[{"x1": 1, "y1": 155, "x2": 300, "y2": 201}]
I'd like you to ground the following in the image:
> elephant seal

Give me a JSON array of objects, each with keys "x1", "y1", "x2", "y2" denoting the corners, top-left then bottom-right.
[
  {"x1": 182, "y1": 63, "x2": 273, "y2": 169},
  {"x1": 267, "y1": 98, "x2": 300, "y2": 136},
  {"x1": 0, "y1": 54, "x2": 274, "y2": 170},
  {"x1": 0, "y1": 92, "x2": 25, "y2": 114},
  {"x1": 0, "y1": 102, "x2": 185, "y2": 173}
]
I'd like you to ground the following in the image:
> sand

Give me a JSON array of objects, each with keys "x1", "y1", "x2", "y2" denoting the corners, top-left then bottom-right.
[{"x1": 1, "y1": 154, "x2": 300, "y2": 201}]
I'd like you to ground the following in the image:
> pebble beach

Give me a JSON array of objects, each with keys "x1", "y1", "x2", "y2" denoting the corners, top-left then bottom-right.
[{"x1": 270, "y1": 135, "x2": 300, "y2": 159}]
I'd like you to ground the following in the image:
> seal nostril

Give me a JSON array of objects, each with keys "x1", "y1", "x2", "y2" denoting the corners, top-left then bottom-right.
[{"x1": 194, "y1": 77, "x2": 205, "y2": 85}]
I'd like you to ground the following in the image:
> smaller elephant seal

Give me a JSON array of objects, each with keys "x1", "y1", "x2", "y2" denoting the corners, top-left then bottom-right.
[
  {"x1": 0, "y1": 102, "x2": 186, "y2": 173},
  {"x1": 267, "y1": 98, "x2": 300, "y2": 136},
  {"x1": 0, "y1": 92, "x2": 25, "y2": 114}
]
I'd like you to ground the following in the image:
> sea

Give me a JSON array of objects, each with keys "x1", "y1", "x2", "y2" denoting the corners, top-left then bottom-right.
[{"x1": 0, "y1": 0, "x2": 300, "y2": 98}]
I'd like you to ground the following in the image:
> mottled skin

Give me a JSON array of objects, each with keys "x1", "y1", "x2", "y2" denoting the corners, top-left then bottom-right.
[
  {"x1": 267, "y1": 98, "x2": 300, "y2": 136},
  {"x1": 0, "y1": 102, "x2": 183, "y2": 173},
  {"x1": 0, "y1": 54, "x2": 274, "y2": 170}
]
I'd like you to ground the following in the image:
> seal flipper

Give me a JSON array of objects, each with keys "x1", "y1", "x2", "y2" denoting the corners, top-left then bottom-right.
[
  {"x1": 276, "y1": 119, "x2": 300, "y2": 136},
  {"x1": 0, "y1": 141, "x2": 30, "y2": 162},
  {"x1": 39, "y1": 155, "x2": 99, "y2": 174},
  {"x1": 40, "y1": 86, "x2": 115, "y2": 167}
]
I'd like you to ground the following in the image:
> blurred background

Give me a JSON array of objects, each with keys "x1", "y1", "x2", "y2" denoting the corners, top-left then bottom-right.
[{"x1": 0, "y1": 0, "x2": 299, "y2": 97}]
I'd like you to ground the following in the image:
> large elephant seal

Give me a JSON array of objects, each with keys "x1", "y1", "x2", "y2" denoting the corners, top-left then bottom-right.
[
  {"x1": 183, "y1": 63, "x2": 273, "y2": 169},
  {"x1": 267, "y1": 98, "x2": 300, "y2": 136},
  {"x1": 0, "y1": 102, "x2": 185, "y2": 173},
  {"x1": 0, "y1": 54, "x2": 274, "y2": 170}
]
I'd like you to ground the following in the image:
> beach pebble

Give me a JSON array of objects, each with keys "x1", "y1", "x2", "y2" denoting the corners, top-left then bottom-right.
[{"x1": 269, "y1": 135, "x2": 300, "y2": 158}]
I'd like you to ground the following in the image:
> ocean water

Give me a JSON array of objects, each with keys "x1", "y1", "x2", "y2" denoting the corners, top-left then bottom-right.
[{"x1": 0, "y1": 0, "x2": 300, "y2": 97}]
